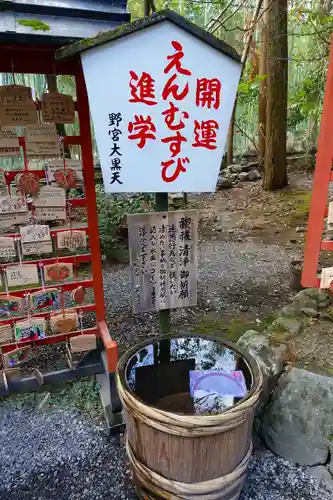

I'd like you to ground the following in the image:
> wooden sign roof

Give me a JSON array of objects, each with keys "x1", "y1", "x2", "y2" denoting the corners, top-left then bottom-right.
[
  {"x1": 56, "y1": 9, "x2": 241, "y2": 61},
  {"x1": 0, "y1": 0, "x2": 130, "y2": 45}
]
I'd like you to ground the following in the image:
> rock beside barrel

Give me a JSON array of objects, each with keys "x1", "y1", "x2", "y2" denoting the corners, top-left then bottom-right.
[{"x1": 260, "y1": 368, "x2": 333, "y2": 465}]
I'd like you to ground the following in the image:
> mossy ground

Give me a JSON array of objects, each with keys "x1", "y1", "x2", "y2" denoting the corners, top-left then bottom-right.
[
  {"x1": 192, "y1": 312, "x2": 275, "y2": 343},
  {"x1": 0, "y1": 377, "x2": 103, "y2": 420},
  {"x1": 190, "y1": 169, "x2": 313, "y2": 249}
]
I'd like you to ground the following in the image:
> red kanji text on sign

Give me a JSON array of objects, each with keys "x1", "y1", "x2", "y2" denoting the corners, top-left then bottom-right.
[
  {"x1": 128, "y1": 115, "x2": 156, "y2": 149},
  {"x1": 192, "y1": 120, "x2": 219, "y2": 150},
  {"x1": 162, "y1": 74, "x2": 189, "y2": 101},
  {"x1": 162, "y1": 101, "x2": 189, "y2": 131},
  {"x1": 164, "y1": 41, "x2": 192, "y2": 76},
  {"x1": 162, "y1": 131, "x2": 187, "y2": 157},
  {"x1": 196, "y1": 78, "x2": 222, "y2": 110},
  {"x1": 129, "y1": 71, "x2": 157, "y2": 106},
  {"x1": 161, "y1": 157, "x2": 190, "y2": 182}
]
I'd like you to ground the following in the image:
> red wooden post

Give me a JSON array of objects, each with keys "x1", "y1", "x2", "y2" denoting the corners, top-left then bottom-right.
[
  {"x1": 302, "y1": 34, "x2": 333, "y2": 288},
  {"x1": 75, "y1": 61, "x2": 118, "y2": 373},
  {"x1": 75, "y1": 61, "x2": 105, "y2": 321}
]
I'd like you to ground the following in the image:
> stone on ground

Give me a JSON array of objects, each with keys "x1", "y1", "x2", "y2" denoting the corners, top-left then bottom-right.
[
  {"x1": 293, "y1": 289, "x2": 330, "y2": 311},
  {"x1": 247, "y1": 169, "x2": 261, "y2": 181},
  {"x1": 308, "y1": 466, "x2": 333, "y2": 493},
  {"x1": 237, "y1": 329, "x2": 288, "y2": 412},
  {"x1": 260, "y1": 367, "x2": 333, "y2": 466},
  {"x1": 217, "y1": 175, "x2": 233, "y2": 190}
]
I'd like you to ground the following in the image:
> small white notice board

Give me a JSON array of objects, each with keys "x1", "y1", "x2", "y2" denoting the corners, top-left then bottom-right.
[{"x1": 128, "y1": 209, "x2": 198, "y2": 313}]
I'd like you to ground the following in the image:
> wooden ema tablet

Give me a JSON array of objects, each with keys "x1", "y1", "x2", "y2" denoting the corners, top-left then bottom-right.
[
  {"x1": 34, "y1": 186, "x2": 66, "y2": 207},
  {"x1": 57, "y1": 230, "x2": 87, "y2": 251},
  {"x1": 0, "y1": 85, "x2": 32, "y2": 104},
  {"x1": 25, "y1": 124, "x2": 60, "y2": 157},
  {"x1": 0, "y1": 127, "x2": 20, "y2": 157},
  {"x1": 0, "y1": 196, "x2": 27, "y2": 214},
  {"x1": 47, "y1": 161, "x2": 82, "y2": 183},
  {"x1": 6, "y1": 264, "x2": 39, "y2": 287},
  {"x1": 69, "y1": 334, "x2": 97, "y2": 353},
  {"x1": 14, "y1": 317, "x2": 46, "y2": 341},
  {"x1": 16, "y1": 172, "x2": 40, "y2": 196},
  {"x1": 0, "y1": 236, "x2": 16, "y2": 258},
  {"x1": 41, "y1": 92, "x2": 75, "y2": 124},
  {"x1": 50, "y1": 311, "x2": 78, "y2": 334},
  {"x1": 44, "y1": 263, "x2": 73, "y2": 282},
  {"x1": 0, "y1": 168, "x2": 6, "y2": 193},
  {"x1": 67, "y1": 334, "x2": 97, "y2": 369},
  {"x1": 320, "y1": 267, "x2": 333, "y2": 289},
  {"x1": 71, "y1": 286, "x2": 86, "y2": 305},
  {"x1": 30, "y1": 289, "x2": 60, "y2": 312},
  {"x1": 0, "y1": 295, "x2": 24, "y2": 315},
  {"x1": 54, "y1": 169, "x2": 77, "y2": 189},
  {"x1": 0, "y1": 126, "x2": 19, "y2": 147},
  {"x1": 0, "y1": 324, "x2": 13, "y2": 344},
  {"x1": 3, "y1": 345, "x2": 32, "y2": 368},
  {"x1": 33, "y1": 186, "x2": 66, "y2": 222},
  {"x1": 0, "y1": 213, "x2": 29, "y2": 230},
  {"x1": 0, "y1": 85, "x2": 37, "y2": 126}
]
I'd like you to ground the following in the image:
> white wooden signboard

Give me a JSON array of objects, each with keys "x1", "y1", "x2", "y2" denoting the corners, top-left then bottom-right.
[
  {"x1": 81, "y1": 20, "x2": 241, "y2": 193},
  {"x1": 128, "y1": 209, "x2": 198, "y2": 313}
]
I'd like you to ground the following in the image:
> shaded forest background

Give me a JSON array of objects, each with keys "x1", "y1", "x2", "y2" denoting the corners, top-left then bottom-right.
[
  {"x1": 1, "y1": 0, "x2": 332, "y2": 190},
  {"x1": 133, "y1": 0, "x2": 332, "y2": 189},
  {"x1": 0, "y1": 0, "x2": 332, "y2": 257}
]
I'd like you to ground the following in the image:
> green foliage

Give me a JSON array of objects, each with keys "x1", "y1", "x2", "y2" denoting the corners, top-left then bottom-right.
[
  {"x1": 288, "y1": 76, "x2": 324, "y2": 130},
  {"x1": 238, "y1": 74, "x2": 266, "y2": 102},
  {"x1": 17, "y1": 19, "x2": 51, "y2": 31},
  {"x1": 95, "y1": 184, "x2": 153, "y2": 261}
]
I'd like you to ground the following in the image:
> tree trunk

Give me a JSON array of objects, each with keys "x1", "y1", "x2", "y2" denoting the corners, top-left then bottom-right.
[
  {"x1": 227, "y1": 107, "x2": 235, "y2": 165},
  {"x1": 263, "y1": 0, "x2": 288, "y2": 190},
  {"x1": 143, "y1": 0, "x2": 150, "y2": 16},
  {"x1": 258, "y1": 1, "x2": 267, "y2": 170}
]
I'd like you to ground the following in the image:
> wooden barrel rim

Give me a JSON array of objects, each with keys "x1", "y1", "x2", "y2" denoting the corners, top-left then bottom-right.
[{"x1": 117, "y1": 332, "x2": 262, "y2": 418}]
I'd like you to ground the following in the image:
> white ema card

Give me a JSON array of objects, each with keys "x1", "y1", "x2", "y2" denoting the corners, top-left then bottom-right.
[
  {"x1": 0, "y1": 236, "x2": 16, "y2": 258},
  {"x1": 320, "y1": 266, "x2": 333, "y2": 289},
  {"x1": 20, "y1": 224, "x2": 51, "y2": 244},
  {"x1": 6, "y1": 264, "x2": 39, "y2": 287},
  {"x1": 328, "y1": 201, "x2": 333, "y2": 225},
  {"x1": 34, "y1": 186, "x2": 66, "y2": 207}
]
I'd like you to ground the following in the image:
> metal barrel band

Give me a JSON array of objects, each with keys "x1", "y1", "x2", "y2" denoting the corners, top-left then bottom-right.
[{"x1": 126, "y1": 437, "x2": 252, "y2": 500}]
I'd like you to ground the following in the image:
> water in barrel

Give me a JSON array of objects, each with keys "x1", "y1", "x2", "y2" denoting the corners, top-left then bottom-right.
[{"x1": 124, "y1": 336, "x2": 253, "y2": 415}]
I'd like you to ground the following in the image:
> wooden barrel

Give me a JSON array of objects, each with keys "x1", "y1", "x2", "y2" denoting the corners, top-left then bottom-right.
[{"x1": 116, "y1": 334, "x2": 263, "y2": 500}]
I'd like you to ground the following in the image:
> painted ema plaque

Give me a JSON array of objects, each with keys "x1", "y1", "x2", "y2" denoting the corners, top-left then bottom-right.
[
  {"x1": 80, "y1": 12, "x2": 241, "y2": 192},
  {"x1": 128, "y1": 210, "x2": 198, "y2": 313}
]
